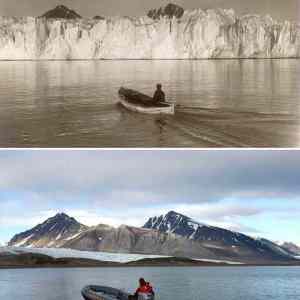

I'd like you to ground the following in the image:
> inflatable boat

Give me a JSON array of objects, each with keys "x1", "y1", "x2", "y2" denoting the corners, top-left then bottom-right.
[
  {"x1": 81, "y1": 285, "x2": 130, "y2": 300},
  {"x1": 118, "y1": 87, "x2": 175, "y2": 115}
]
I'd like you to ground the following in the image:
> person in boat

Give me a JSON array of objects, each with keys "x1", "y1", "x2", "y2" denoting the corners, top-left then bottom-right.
[
  {"x1": 152, "y1": 84, "x2": 165, "y2": 103},
  {"x1": 129, "y1": 278, "x2": 155, "y2": 300}
]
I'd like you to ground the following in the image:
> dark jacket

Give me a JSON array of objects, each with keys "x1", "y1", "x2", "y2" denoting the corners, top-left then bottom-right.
[{"x1": 153, "y1": 90, "x2": 165, "y2": 103}]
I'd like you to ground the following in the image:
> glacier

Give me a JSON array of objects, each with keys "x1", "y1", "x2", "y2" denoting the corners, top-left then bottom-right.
[
  {"x1": 1, "y1": 246, "x2": 169, "y2": 263},
  {"x1": 1, "y1": 247, "x2": 245, "y2": 264},
  {"x1": 0, "y1": 8, "x2": 299, "y2": 60}
]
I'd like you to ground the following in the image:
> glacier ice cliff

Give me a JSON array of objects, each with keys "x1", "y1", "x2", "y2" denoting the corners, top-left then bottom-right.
[{"x1": 0, "y1": 8, "x2": 299, "y2": 60}]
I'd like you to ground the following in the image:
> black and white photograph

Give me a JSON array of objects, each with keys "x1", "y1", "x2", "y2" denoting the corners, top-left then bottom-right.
[{"x1": 0, "y1": 0, "x2": 299, "y2": 147}]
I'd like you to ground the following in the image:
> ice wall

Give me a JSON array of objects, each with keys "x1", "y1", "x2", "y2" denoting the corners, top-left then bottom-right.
[{"x1": 0, "y1": 9, "x2": 299, "y2": 59}]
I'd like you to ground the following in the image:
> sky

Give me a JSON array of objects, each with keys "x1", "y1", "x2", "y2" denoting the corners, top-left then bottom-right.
[
  {"x1": 0, "y1": 150, "x2": 300, "y2": 246},
  {"x1": 0, "y1": 0, "x2": 299, "y2": 21}
]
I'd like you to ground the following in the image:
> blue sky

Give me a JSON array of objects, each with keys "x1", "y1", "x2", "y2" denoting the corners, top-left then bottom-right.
[{"x1": 0, "y1": 150, "x2": 300, "y2": 246}]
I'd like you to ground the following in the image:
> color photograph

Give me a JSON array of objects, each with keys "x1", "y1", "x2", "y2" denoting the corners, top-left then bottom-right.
[{"x1": 0, "y1": 150, "x2": 300, "y2": 300}]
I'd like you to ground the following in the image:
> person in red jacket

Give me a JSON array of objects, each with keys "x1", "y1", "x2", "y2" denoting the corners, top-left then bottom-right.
[{"x1": 130, "y1": 278, "x2": 155, "y2": 300}]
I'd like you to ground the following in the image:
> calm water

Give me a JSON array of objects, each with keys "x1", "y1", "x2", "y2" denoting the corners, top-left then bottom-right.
[
  {"x1": 0, "y1": 60, "x2": 299, "y2": 147},
  {"x1": 0, "y1": 267, "x2": 299, "y2": 300}
]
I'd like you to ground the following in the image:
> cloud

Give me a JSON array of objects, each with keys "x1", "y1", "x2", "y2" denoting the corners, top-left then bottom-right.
[
  {"x1": 1, "y1": 150, "x2": 300, "y2": 206},
  {"x1": 172, "y1": 202, "x2": 263, "y2": 220},
  {"x1": 63, "y1": 209, "x2": 146, "y2": 227},
  {"x1": 0, "y1": 210, "x2": 59, "y2": 227},
  {"x1": 1, "y1": 150, "x2": 300, "y2": 242}
]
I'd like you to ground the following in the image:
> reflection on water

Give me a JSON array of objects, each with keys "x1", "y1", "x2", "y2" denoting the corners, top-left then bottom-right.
[
  {"x1": 0, "y1": 60, "x2": 299, "y2": 147},
  {"x1": 0, "y1": 267, "x2": 300, "y2": 300}
]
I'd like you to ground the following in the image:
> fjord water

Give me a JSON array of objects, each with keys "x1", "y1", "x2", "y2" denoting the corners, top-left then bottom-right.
[
  {"x1": 0, "y1": 60, "x2": 299, "y2": 147},
  {"x1": 1, "y1": 267, "x2": 299, "y2": 300}
]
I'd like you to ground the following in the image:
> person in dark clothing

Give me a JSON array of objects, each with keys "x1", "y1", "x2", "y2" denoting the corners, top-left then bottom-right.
[
  {"x1": 128, "y1": 278, "x2": 155, "y2": 300},
  {"x1": 152, "y1": 84, "x2": 165, "y2": 103}
]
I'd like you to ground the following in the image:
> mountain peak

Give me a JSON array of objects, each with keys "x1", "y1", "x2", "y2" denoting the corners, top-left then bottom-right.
[
  {"x1": 147, "y1": 3, "x2": 184, "y2": 20},
  {"x1": 41, "y1": 5, "x2": 82, "y2": 19},
  {"x1": 54, "y1": 212, "x2": 69, "y2": 218},
  {"x1": 143, "y1": 210, "x2": 206, "y2": 238},
  {"x1": 166, "y1": 210, "x2": 185, "y2": 217},
  {"x1": 8, "y1": 212, "x2": 87, "y2": 248},
  {"x1": 52, "y1": 212, "x2": 74, "y2": 219},
  {"x1": 143, "y1": 210, "x2": 296, "y2": 261},
  {"x1": 47, "y1": 212, "x2": 76, "y2": 224},
  {"x1": 166, "y1": 210, "x2": 179, "y2": 215}
]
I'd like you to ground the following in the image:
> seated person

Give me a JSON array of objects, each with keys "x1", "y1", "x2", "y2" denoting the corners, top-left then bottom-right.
[
  {"x1": 153, "y1": 84, "x2": 165, "y2": 103},
  {"x1": 129, "y1": 278, "x2": 155, "y2": 300}
]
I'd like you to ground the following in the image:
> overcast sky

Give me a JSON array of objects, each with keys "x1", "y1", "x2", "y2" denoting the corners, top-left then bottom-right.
[
  {"x1": 0, "y1": 0, "x2": 299, "y2": 21},
  {"x1": 0, "y1": 150, "x2": 300, "y2": 246}
]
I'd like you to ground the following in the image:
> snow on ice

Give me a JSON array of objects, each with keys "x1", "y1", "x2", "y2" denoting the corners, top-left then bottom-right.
[
  {"x1": 4, "y1": 247, "x2": 169, "y2": 263},
  {"x1": 0, "y1": 9, "x2": 299, "y2": 60}
]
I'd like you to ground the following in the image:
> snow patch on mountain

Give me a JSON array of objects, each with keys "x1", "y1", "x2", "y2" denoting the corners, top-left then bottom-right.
[
  {"x1": 143, "y1": 210, "x2": 208, "y2": 239},
  {"x1": 8, "y1": 213, "x2": 88, "y2": 248},
  {"x1": 194, "y1": 258, "x2": 244, "y2": 265},
  {"x1": 144, "y1": 211, "x2": 294, "y2": 261},
  {"x1": 64, "y1": 232, "x2": 83, "y2": 241},
  {"x1": 13, "y1": 234, "x2": 34, "y2": 247},
  {"x1": 7, "y1": 211, "x2": 296, "y2": 262}
]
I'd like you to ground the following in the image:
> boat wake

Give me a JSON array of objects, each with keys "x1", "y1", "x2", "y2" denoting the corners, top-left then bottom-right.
[{"x1": 157, "y1": 107, "x2": 300, "y2": 147}]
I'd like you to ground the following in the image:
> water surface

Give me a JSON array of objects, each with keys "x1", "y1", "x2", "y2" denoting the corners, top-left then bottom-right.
[
  {"x1": 0, "y1": 60, "x2": 299, "y2": 147},
  {"x1": 0, "y1": 267, "x2": 299, "y2": 300}
]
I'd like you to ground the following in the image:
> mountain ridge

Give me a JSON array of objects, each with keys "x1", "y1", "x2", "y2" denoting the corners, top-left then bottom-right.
[
  {"x1": 279, "y1": 242, "x2": 300, "y2": 255},
  {"x1": 7, "y1": 211, "x2": 297, "y2": 263}
]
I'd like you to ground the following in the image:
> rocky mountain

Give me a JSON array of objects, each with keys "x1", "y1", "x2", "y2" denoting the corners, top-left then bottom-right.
[
  {"x1": 147, "y1": 3, "x2": 184, "y2": 19},
  {"x1": 0, "y1": 5, "x2": 299, "y2": 59},
  {"x1": 143, "y1": 211, "x2": 293, "y2": 262},
  {"x1": 8, "y1": 213, "x2": 88, "y2": 248},
  {"x1": 63, "y1": 224, "x2": 216, "y2": 259},
  {"x1": 280, "y1": 242, "x2": 300, "y2": 255},
  {"x1": 93, "y1": 16, "x2": 105, "y2": 20},
  {"x1": 40, "y1": 5, "x2": 82, "y2": 19},
  {"x1": 8, "y1": 211, "x2": 296, "y2": 263}
]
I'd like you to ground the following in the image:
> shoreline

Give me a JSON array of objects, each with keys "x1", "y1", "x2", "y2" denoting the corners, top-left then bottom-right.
[
  {"x1": 2, "y1": 258, "x2": 300, "y2": 269},
  {"x1": 0, "y1": 58, "x2": 299, "y2": 62},
  {"x1": 2, "y1": 263, "x2": 300, "y2": 270}
]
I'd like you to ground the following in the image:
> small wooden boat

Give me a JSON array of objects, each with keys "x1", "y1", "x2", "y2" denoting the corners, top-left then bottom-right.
[
  {"x1": 118, "y1": 87, "x2": 175, "y2": 115},
  {"x1": 81, "y1": 285, "x2": 130, "y2": 300}
]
